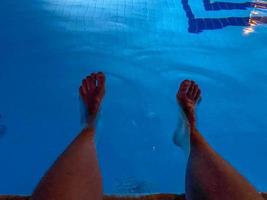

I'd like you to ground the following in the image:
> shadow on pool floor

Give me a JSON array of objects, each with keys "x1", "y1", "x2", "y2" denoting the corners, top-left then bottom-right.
[{"x1": 0, "y1": 193, "x2": 266, "y2": 200}]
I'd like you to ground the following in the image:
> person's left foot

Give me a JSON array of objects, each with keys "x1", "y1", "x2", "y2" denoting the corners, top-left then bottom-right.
[
  {"x1": 173, "y1": 80, "x2": 201, "y2": 149},
  {"x1": 176, "y1": 80, "x2": 201, "y2": 128},
  {"x1": 80, "y1": 72, "x2": 105, "y2": 123}
]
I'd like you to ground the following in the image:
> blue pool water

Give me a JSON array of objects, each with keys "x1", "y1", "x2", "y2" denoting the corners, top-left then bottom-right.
[{"x1": 0, "y1": 0, "x2": 267, "y2": 196}]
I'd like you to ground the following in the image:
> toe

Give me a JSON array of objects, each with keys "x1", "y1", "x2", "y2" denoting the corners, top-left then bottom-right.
[
  {"x1": 80, "y1": 84, "x2": 86, "y2": 96},
  {"x1": 85, "y1": 76, "x2": 90, "y2": 90},
  {"x1": 178, "y1": 80, "x2": 191, "y2": 96},
  {"x1": 88, "y1": 73, "x2": 96, "y2": 93},
  {"x1": 97, "y1": 72, "x2": 105, "y2": 85},
  {"x1": 80, "y1": 85, "x2": 88, "y2": 103},
  {"x1": 180, "y1": 80, "x2": 191, "y2": 90},
  {"x1": 194, "y1": 89, "x2": 201, "y2": 102},
  {"x1": 96, "y1": 72, "x2": 105, "y2": 96},
  {"x1": 192, "y1": 84, "x2": 199, "y2": 101},
  {"x1": 187, "y1": 81, "x2": 195, "y2": 98},
  {"x1": 82, "y1": 79, "x2": 89, "y2": 93}
]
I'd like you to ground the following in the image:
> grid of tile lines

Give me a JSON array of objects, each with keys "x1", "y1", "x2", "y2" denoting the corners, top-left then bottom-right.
[
  {"x1": 181, "y1": 0, "x2": 267, "y2": 33},
  {"x1": 204, "y1": 0, "x2": 267, "y2": 10}
]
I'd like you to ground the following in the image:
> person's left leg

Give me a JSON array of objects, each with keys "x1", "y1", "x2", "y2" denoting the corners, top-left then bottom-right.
[
  {"x1": 32, "y1": 72, "x2": 105, "y2": 200},
  {"x1": 174, "y1": 80, "x2": 264, "y2": 200}
]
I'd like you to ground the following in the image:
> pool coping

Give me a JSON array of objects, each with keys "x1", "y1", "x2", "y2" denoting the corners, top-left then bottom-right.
[{"x1": 0, "y1": 192, "x2": 266, "y2": 200}]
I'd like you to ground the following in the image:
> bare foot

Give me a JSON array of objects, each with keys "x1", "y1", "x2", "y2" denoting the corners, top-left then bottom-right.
[
  {"x1": 176, "y1": 80, "x2": 201, "y2": 128},
  {"x1": 80, "y1": 72, "x2": 105, "y2": 125}
]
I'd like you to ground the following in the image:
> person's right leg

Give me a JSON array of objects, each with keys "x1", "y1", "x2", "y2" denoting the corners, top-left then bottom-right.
[{"x1": 174, "y1": 80, "x2": 264, "y2": 200}]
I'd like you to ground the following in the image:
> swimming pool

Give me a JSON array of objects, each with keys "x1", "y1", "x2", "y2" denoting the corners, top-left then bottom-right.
[{"x1": 0, "y1": 0, "x2": 267, "y2": 196}]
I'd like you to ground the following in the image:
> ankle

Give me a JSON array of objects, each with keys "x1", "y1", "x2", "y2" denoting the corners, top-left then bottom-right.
[
  {"x1": 189, "y1": 125, "x2": 197, "y2": 133},
  {"x1": 82, "y1": 126, "x2": 95, "y2": 141},
  {"x1": 86, "y1": 112, "x2": 99, "y2": 127},
  {"x1": 186, "y1": 114, "x2": 196, "y2": 129}
]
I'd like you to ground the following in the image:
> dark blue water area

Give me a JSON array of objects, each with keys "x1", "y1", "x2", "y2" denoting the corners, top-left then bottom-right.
[
  {"x1": 0, "y1": 0, "x2": 267, "y2": 196},
  {"x1": 0, "y1": 114, "x2": 7, "y2": 137}
]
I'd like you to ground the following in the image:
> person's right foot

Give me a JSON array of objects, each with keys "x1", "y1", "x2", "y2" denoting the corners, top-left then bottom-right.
[{"x1": 176, "y1": 80, "x2": 201, "y2": 128}]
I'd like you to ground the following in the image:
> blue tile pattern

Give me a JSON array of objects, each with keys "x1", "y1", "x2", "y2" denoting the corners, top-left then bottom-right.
[
  {"x1": 204, "y1": 0, "x2": 267, "y2": 11},
  {"x1": 181, "y1": 0, "x2": 267, "y2": 33}
]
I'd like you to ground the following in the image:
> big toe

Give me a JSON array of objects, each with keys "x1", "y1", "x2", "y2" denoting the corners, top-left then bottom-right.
[
  {"x1": 187, "y1": 81, "x2": 201, "y2": 102},
  {"x1": 87, "y1": 73, "x2": 97, "y2": 93},
  {"x1": 180, "y1": 80, "x2": 191, "y2": 92},
  {"x1": 177, "y1": 80, "x2": 191, "y2": 98},
  {"x1": 95, "y1": 72, "x2": 105, "y2": 96}
]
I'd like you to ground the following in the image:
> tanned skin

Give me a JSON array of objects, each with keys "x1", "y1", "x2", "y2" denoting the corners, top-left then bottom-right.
[
  {"x1": 31, "y1": 72, "x2": 105, "y2": 200},
  {"x1": 176, "y1": 80, "x2": 264, "y2": 200},
  {"x1": 31, "y1": 73, "x2": 263, "y2": 200}
]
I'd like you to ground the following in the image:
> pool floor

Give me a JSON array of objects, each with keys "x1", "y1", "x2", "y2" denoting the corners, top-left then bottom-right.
[{"x1": 0, "y1": 0, "x2": 267, "y2": 195}]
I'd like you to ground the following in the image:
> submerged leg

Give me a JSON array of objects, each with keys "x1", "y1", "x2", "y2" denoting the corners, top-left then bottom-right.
[
  {"x1": 174, "y1": 80, "x2": 263, "y2": 200},
  {"x1": 32, "y1": 72, "x2": 105, "y2": 200}
]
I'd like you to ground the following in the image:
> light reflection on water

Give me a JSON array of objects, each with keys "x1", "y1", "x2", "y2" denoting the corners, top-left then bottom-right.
[{"x1": 243, "y1": 0, "x2": 267, "y2": 35}]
